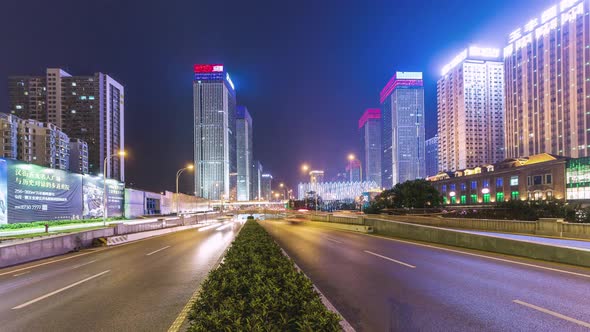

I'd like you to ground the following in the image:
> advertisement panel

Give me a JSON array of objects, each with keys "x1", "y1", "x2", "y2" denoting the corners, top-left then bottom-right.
[
  {"x1": 82, "y1": 175, "x2": 124, "y2": 218},
  {"x1": 7, "y1": 161, "x2": 83, "y2": 223}
]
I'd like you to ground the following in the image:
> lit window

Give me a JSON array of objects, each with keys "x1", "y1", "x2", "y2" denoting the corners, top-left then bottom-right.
[{"x1": 510, "y1": 176, "x2": 519, "y2": 186}]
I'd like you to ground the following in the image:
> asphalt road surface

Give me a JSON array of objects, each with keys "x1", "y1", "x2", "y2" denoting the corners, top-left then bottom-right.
[
  {"x1": 260, "y1": 220, "x2": 590, "y2": 332},
  {"x1": 0, "y1": 221, "x2": 242, "y2": 332}
]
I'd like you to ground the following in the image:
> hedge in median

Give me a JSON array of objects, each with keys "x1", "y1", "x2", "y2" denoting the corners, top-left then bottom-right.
[{"x1": 188, "y1": 220, "x2": 342, "y2": 331}]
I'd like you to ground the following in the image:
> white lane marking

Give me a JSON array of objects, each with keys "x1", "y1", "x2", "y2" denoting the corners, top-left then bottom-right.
[
  {"x1": 0, "y1": 251, "x2": 97, "y2": 277},
  {"x1": 13, "y1": 271, "x2": 30, "y2": 277},
  {"x1": 366, "y1": 234, "x2": 590, "y2": 279},
  {"x1": 325, "y1": 237, "x2": 343, "y2": 244},
  {"x1": 70, "y1": 260, "x2": 97, "y2": 269},
  {"x1": 146, "y1": 245, "x2": 171, "y2": 256},
  {"x1": 364, "y1": 250, "x2": 416, "y2": 269},
  {"x1": 12, "y1": 270, "x2": 110, "y2": 309},
  {"x1": 513, "y1": 299, "x2": 590, "y2": 328}
]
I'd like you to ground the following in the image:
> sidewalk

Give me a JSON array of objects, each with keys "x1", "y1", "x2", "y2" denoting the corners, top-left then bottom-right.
[{"x1": 457, "y1": 230, "x2": 590, "y2": 251}]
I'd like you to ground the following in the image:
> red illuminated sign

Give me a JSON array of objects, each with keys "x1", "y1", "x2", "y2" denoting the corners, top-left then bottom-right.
[
  {"x1": 359, "y1": 109, "x2": 381, "y2": 129},
  {"x1": 193, "y1": 64, "x2": 224, "y2": 73}
]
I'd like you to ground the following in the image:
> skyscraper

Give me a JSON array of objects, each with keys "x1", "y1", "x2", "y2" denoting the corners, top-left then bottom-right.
[
  {"x1": 251, "y1": 160, "x2": 263, "y2": 200},
  {"x1": 438, "y1": 46, "x2": 505, "y2": 171},
  {"x1": 0, "y1": 113, "x2": 18, "y2": 159},
  {"x1": 193, "y1": 64, "x2": 237, "y2": 200},
  {"x1": 381, "y1": 72, "x2": 426, "y2": 188},
  {"x1": 345, "y1": 159, "x2": 362, "y2": 182},
  {"x1": 236, "y1": 106, "x2": 253, "y2": 201},
  {"x1": 8, "y1": 68, "x2": 125, "y2": 180},
  {"x1": 261, "y1": 173, "x2": 273, "y2": 200},
  {"x1": 425, "y1": 135, "x2": 439, "y2": 177},
  {"x1": 359, "y1": 108, "x2": 382, "y2": 186},
  {"x1": 504, "y1": 1, "x2": 589, "y2": 159},
  {"x1": 69, "y1": 138, "x2": 89, "y2": 174},
  {"x1": 17, "y1": 118, "x2": 70, "y2": 170}
]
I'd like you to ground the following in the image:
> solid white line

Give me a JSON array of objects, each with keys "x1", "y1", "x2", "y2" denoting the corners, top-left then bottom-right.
[
  {"x1": 13, "y1": 271, "x2": 30, "y2": 277},
  {"x1": 12, "y1": 270, "x2": 110, "y2": 309},
  {"x1": 364, "y1": 250, "x2": 416, "y2": 268},
  {"x1": 146, "y1": 245, "x2": 171, "y2": 256},
  {"x1": 325, "y1": 237, "x2": 343, "y2": 244},
  {"x1": 366, "y1": 234, "x2": 590, "y2": 279},
  {"x1": 513, "y1": 299, "x2": 590, "y2": 328},
  {"x1": 70, "y1": 260, "x2": 97, "y2": 269}
]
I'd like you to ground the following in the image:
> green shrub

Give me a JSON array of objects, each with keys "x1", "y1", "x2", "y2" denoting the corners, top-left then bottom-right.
[
  {"x1": 188, "y1": 220, "x2": 341, "y2": 331},
  {"x1": 0, "y1": 217, "x2": 125, "y2": 230}
]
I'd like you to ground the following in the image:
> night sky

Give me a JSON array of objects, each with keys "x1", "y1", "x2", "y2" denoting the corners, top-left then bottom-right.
[{"x1": 0, "y1": 0, "x2": 557, "y2": 194}]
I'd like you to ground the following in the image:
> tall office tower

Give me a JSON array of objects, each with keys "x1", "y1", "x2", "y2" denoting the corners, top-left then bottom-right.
[
  {"x1": 309, "y1": 170, "x2": 325, "y2": 184},
  {"x1": 236, "y1": 106, "x2": 253, "y2": 201},
  {"x1": 504, "y1": 1, "x2": 589, "y2": 158},
  {"x1": 193, "y1": 64, "x2": 237, "y2": 200},
  {"x1": 425, "y1": 135, "x2": 439, "y2": 177},
  {"x1": 438, "y1": 46, "x2": 505, "y2": 171},
  {"x1": 251, "y1": 160, "x2": 263, "y2": 200},
  {"x1": 0, "y1": 113, "x2": 19, "y2": 159},
  {"x1": 345, "y1": 159, "x2": 362, "y2": 182},
  {"x1": 69, "y1": 138, "x2": 89, "y2": 174},
  {"x1": 7, "y1": 68, "x2": 125, "y2": 180},
  {"x1": 261, "y1": 173, "x2": 273, "y2": 200},
  {"x1": 359, "y1": 108, "x2": 382, "y2": 186},
  {"x1": 17, "y1": 119, "x2": 70, "y2": 170},
  {"x1": 380, "y1": 72, "x2": 426, "y2": 188}
]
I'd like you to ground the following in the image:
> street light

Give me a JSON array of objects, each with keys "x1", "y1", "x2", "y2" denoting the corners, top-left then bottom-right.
[
  {"x1": 103, "y1": 150, "x2": 126, "y2": 226},
  {"x1": 175, "y1": 164, "x2": 194, "y2": 215},
  {"x1": 347, "y1": 153, "x2": 363, "y2": 182}
]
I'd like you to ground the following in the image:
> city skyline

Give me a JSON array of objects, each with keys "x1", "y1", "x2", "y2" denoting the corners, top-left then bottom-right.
[{"x1": 0, "y1": 0, "x2": 561, "y2": 192}]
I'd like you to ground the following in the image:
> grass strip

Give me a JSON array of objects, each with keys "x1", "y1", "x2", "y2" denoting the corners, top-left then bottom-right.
[{"x1": 188, "y1": 220, "x2": 342, "y2": 331}]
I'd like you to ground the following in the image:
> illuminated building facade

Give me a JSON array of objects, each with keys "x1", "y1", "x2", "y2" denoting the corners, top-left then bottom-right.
[
  {"x1": 17, "y1": 119, "x2": 70, "y2": 170},
  {"x1": 193, "y1": 64, "x2": 237, "y2": 200},
  {"x1": 428, "y1": 154, "x2": 567, "y2": 205},
  {"x1": 297, "y1": 181, "x2": 380, "y2": 201},
  {"x1": 359, "y1": 108, "x2": 382, "y2": 186},
  {"x1": 8, "y1": 68, "x2": 125, "y2": 180},
  {"x1": 425, "y1": 135, "x2": 439, "y2": 177},
  {"x1": 381, "y1": 72, "x2": 426, "y2": 188},
  {"x1": 69, "y1": 138, "x2": 89, "y2": 174},
  {"x1": 0, "y1": 113, "x2": 19, "y2": 159},
  {"x1": 438, "y1": 46, "x2": 505, "y2": 171},
  {"x1": 251, "y1": 160, "x2": 263, "y2": 200},
  {"x1": 261, "y1": 173, "x2": 273, "y2": 200},
  {"x1": 504, "y1": 0, "x2": 590, "y2": 159},
  {"x1": 309, "y1": 170, "x2": 325, "y2": 184},
  {"x1": 236, "y1": 106, "x2": 253, "y2": 201}
]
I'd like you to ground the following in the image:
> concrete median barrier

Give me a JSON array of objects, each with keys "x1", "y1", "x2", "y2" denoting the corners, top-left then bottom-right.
[
  {"x1": 301, "y1": 220, "x2": 373, "y2": 233},
  {"x1": 364, "y1": 217, "x2": 590, "y2": 268}
]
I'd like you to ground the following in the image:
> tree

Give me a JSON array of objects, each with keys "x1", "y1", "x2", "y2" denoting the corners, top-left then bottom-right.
[{"x1": 364, "y1": 179, "x2": 442, "y2": 213}]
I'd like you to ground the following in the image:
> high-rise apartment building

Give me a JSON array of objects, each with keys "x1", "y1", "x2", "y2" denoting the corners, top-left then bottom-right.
[
  {"x1": 504, "y1": 1, "x2": 589, "y2": 159},
  {"x1": 251, "y1": 160, "x2": 263, "y2": 200},
  {"x1": 381, "y1": 72, "x2": 426, "y2": 188},
  {"x1": 17, "y1": 118, "x2": 69, "y2": 170},
  {"x1": 69, "y1": 138, "x2": 89, "y2": 174},
  {"x1": 438, "y1": 46, "x2": 505, "y2": 171},
  {"x1": 309, "y1": 170, "x2": 325, "y2": 184},
  {"x1": 425, "y1": 135, "x2": 439, "y2": 177},
  {"x1": 0, "y1": 113, "x2": 19, "y2": 159},
  {"x1": 261, "y1": 173, "x2": 273, "y2": 200},
  {"x1": 359, "y1": 108, "x2": 382, "y2": 186},
  {"x1": 8, "y1": 68, "x2": 125, "y2": 180},
  {"x1": 345, "y1": 159, "x2": 362, "y2": 182},
  {"x1": 236, "y1": 106, "x2": 253, "y2": 201},
  {"x1": 193, "y1": 64, "x2": 237, "y2": 200}
]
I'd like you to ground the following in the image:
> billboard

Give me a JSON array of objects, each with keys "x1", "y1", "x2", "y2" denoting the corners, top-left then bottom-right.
[
  {"x1": 7, "y1": 162, "x2": 83, "y2": 223},
  {"x1": 82, "y1": 175, "x2": 124, "y2": 218}
]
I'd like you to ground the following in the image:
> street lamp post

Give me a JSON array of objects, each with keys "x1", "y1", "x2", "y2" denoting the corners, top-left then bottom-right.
[
  {"x1": 103, "y1": 150, "x2": 126, "y2": 226},
  {"x1": 175, "y1": 164, "x2": 194, "y2": 215}
]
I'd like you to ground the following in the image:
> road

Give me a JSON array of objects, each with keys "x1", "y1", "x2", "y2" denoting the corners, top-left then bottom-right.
[
  {"x1": 260, "y1": 220, "x2": 590, "y2": 332},
  {"x1": 0, "y1": 220, "x2": 241, "y2": 332}
]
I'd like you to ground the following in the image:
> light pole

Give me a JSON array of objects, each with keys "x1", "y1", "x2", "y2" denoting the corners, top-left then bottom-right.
[
  {"x1": 103, "y1": 150, "x2": 126, "y2": 226},
  {"x1": 348, "y1": 153, "x2": 363, "y2": 182},
  {"x1": 175, "y1": 164, "x2": 194, "y2": 215}
]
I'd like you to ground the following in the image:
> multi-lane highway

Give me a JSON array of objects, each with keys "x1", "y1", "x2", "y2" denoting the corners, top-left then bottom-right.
[
  {"x1": 260, "y1": 220, "x2": 590, "y2": 332},
  {"x1": 0, "y1": 221, "x2": 241, "y2": 332}
]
